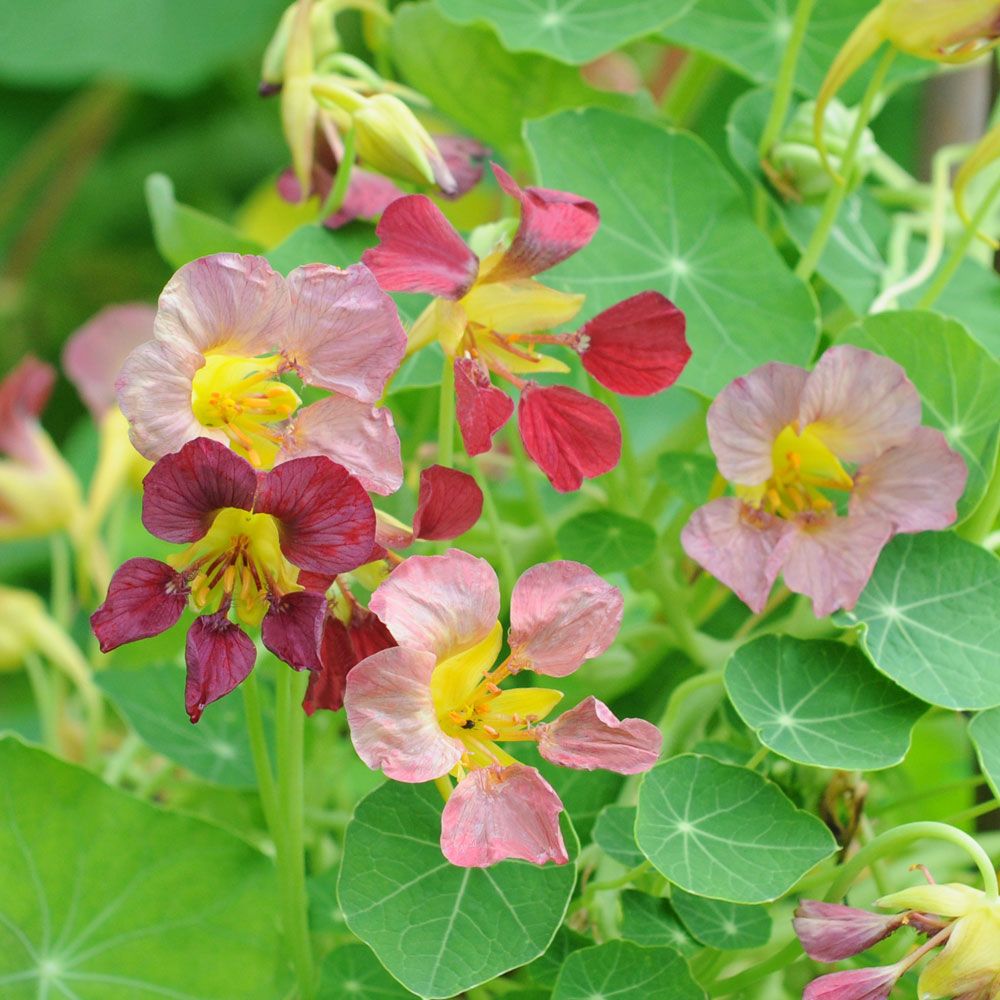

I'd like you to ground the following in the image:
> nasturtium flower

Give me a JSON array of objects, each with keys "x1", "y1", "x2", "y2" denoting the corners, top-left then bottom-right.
[
  {"x1": 116, "y1": 253, "x2": 407, "y2": 495},
  {"x1": 362, "y1": 165, "x2": 691, "y2": 490},
  {"x1": 0, "y1": 357, "x2": 82, "y2": 541},
  {"x1": 343, "y1": 550, "x2": 661, "y2": 866},
  {"x1": 681, "y1": 345, "x2": 967, "y2": 616},
  {"x1": 91, "y1": 437, "x2": 375, "y2": 721}
]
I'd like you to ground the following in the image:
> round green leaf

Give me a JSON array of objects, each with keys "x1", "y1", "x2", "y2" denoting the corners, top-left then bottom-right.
[
  {"x1": 969, "y1": 709, "x2": 1000, "y2": 799},
  {"x1": 556, "y1": 511, "x2": 656, "y2": 573},
  {"x1": 836, "y1": 532, "x2": 1000, "y2": 711},
  {"x1": 724, "y1": 636, "x2": 926, "y2": 770},
  {"x1": 0, "y1": 738, "x2": 283, "y2": 998},
  {"x1": 619, "y1": 892, "x2": 697, "y2": 956},
  {"x1": 635, "y1": 755, "x2": 836, "y2": 903},
  {"x1": 657, "y1": 452, "x2": 717, "y2": 507},
  {"x1": 317, "y1": 944, "x2": 412, "y2": 999},
  {"x1": 338, "y1": 781, "x2": 578, "y2": 999},
  {"x1": 553, "y1": 940, "x2": 704, "y2": 1000},
  {"x1": 437, "y1": 0, "x2": 692, "y2": 64},
  {"x1": 593, "y1": 805, "x2": 643, "y2": 869},
  {"x1": 670, "y1": 887, "x2": 771, "y2": 951},
  {"x1": 525, "y1": 108, "x2": 819, "y2": 397}
]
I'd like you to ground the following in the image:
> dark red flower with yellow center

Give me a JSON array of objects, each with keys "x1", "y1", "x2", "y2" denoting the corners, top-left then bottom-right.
[{"x1": 91, "y1": 437, "x2": 375, "y2": 721}]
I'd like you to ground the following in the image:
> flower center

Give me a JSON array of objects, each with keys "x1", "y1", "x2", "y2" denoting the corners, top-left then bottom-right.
[
  {"x1": 736, "y1": 424, "x2": 854, "y2": 518},
  {"x1": 167, "y1": 507, "x2": 300, "y2": 626},
  {"x1": 191, "y1": 353, "x2": 300, "y2": 468}
]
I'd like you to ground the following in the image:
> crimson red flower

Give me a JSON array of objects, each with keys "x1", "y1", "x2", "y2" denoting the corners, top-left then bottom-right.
[{"x1": 91, "y1": 437, "x2": 375, "y2": 721}]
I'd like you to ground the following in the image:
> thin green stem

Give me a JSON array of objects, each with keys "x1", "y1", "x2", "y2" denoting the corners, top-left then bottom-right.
[
  {"x1": 757, "y1": 0, "x2": 817, "y2": 159},
  {"x1": 24, "y1": 652, "x2": 59, "y2": 753},
  {"x1": 958, "y1": 445, "x2": 1000, "y2": 545},
  {"x1": 469, "y1": 457, "x2": 516, "y2": 599},
  {"x1": 706, "y1": 939, "x2": 802, "y2": 996},
  {"x1": 795, "y1": 48, "x2": 895, "y2": 281},
  {"x1": 437, "y1": 352, "x2": 456, "y2": 469},
  {"x1": 506, "y1": 422, "x2": 557, "y2": 551},
  {"x1": 945, "y1": 799, "x2": 1000, "y2": 826},
  {"x1": 661, "y1": 53, "x2": 720, "y2": 127},
  {"x1": 242, "y1": 673, "x2": 282, "y2": 836},
  {"x1": 746, "y1": 746, "x2": 769, "y2": 771},
  {"x1": 50, "y1": 534, "x2": 73, "y2": 628},
  {"x1": 319, "y1": 125, "x2": 356, "y2": 220}
]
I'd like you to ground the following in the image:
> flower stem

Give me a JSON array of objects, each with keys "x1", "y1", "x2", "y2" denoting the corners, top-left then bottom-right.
[
  {"x1": 757, "y1": 0, "x2": 817, "y2": 159},
  {"x1": 24, "y1": 652, "x2": 59, "y2": 754},
  {"x1": 437, "y1": 352, "x2": 456, "y2": 469},
  {"x1": 661, "y1": 52, "x2": 720, "y2": 127},
  {"x1": 505, "y1": 422, "x2": 558, "y2": 552},
  {"x1": 794, "y1": 48, "x2": 895, "y2": 281},
  {"x1": 319, "y1": 124, "x2": 356, "y2": 220},
  {"x1": 469, "y1": 456, "x2": 516, "y2": 599}
]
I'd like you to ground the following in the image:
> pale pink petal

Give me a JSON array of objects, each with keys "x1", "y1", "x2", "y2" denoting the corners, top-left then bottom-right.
[
  {"x1": 325, "y1": 169, "x2": 404, "y2": 228},
  {"x1": 707, "y1": 363, "x2": 809, "y2": 484},
  {"x1": 508, "y1": 561, "x2": 623, "y2": 676},
  {"x1": 770, "y1": 513, "x2": 892, "y2": 617},
  {"x1": 344, "y1": 645, "x2": 463, "y2": 782},
  {"x1": 369, "y1": 550, "x2": 499, "y2": 659},
  {"x1": 803, "y1": 964, "x2": 902, "y2": 1000},
  {"x1": 153, "y1": 253, "x2": 288, "y2": 356},
  {"x1": 283, "y1": 263, "x2": 406, "y2": 402},
  {"x1": 681, "y1": 497, "x2": 789, "y2": 613},
  {"x1": 798, "y1": 346, "x2": 921, "y2": 464},
  {"x1": 851, "y1": 426, "x2": 968, "y2": 533},
  {"x1": 63, "y1": 304, "x2": 156, "y2": 419},
  {"x1": 536, "y1": 696, "x2": 661, "y2": 773},
  {"x1": 436, "y1": 135, "x2": 488, "y2": 198},
  {"x1": 278, "y1": 396, "x2": 403, "y2": 496},
  {"x1": 374, "y1": 510, "x2": 414, "y2": 550},
  {"x1": 116, "y1": 338, "x2": 226, "y2": 461},
  {"x1": 440, "y1": 764, "x2": 568, "y2": 867},
  {"x1": 794, "y1": 900, "x2": 906, "y2": 962},
  {"x1": 0, "y1": 357, "x2": 54, "y2": 464}
]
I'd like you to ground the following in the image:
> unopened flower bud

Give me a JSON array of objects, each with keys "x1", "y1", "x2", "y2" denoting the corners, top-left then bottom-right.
[{"x1": 793, "y1": 899, "x2": 907, "y2": 961}]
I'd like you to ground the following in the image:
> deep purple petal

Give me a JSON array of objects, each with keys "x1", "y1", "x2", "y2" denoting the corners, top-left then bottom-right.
[
  {"x1": 91, "y1": 558, "x2": 188, "y2": 652},
  {"x1": 184, "y1": 613, "x2": 256, "y2": 723},
  {"x1": 262, "y1": 590, "x2": 326, "y2": 672}
]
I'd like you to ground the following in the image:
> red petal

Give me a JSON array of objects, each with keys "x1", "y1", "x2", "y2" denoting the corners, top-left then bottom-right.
[
  {"x1": 90, "y1": 558, "x2": 188, "y2": 652},
  {"x1": 482, "y1": 164, "x2": 599, "y2": 282},
  {"x1": 412, "y1": 465, "x2": 483, "y2": 541},
  {"x1": 141, "y1": 438, "x2": 256, "y2": 543},
  {"x1": 262, "y1": 590, "x2": 326, "y2": 672},
  {"x1": 517, "y1": 384, "x2": 621, "y2": 492},
  {"x1": 184, "y1": 613, "x2": 256, "y2": 723},
  {"x1": 0, "y1": 356, "x2": 55, "y2": 463},
  {"x1": 579, "y1": 291, "x2": 690, "y2": 396},
  {"x1": 361, "y1": 195, "x2": 479, "y2": 298},
  {"x1": 255, "y1": 457, "x2": 375, "y2": 575},
  {"x1": 454, "y1": 357, "x2": 514, "y2": 457}
]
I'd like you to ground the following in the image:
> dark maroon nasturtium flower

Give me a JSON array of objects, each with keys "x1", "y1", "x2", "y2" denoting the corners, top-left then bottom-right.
[{"x1": 91, "y1": 437, "x2": 375, "y2": 722}]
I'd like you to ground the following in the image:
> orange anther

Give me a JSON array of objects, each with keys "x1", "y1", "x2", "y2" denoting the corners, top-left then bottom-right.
[
  {"x1": 482, "y1": 725, "x2": 501, "y2": 739},
  {"x1": 486, "y1": 682, "x2": 501, "y2": 695},
  {"x1": 448, "y1": 711, "x2": 467, "y2": 726}
]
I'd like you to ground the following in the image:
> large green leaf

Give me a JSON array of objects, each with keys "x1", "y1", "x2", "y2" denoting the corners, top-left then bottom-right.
[
  {"x1": 593, "y1": 805, "x2": 643, "y2": 868},
  {"x1": 437, "y1": 0, "x2": 692, "y2": 64},
  {"x1": 725, "y1": 636, "x2": 926, "y2": 770},
  {"x1": 969, "y1": 709, "x2": 1000, "y2": 799},
  {"x1": 635, "y1": 755, "x2": 836, "y2": 903},
  {"x1": 836, "y1": 532, "x2": 1000, "y2": 711},
  {"x1": 836, "y1": 311, "x2": 1000, "y2": 521},
  {"x1": 96, "y1": 664, "x2": 259, "y2": 788},
  {"x1": 0, "y1": 738, "x2": 283, "y2": 998},
  {"x1": 317, "y1": 944, "x2": 413, "y2": 999},
  {"x1": 390, "y1": 3, "x2": 645, "y2": 162},
  {"x1": 338, "y1": 781, "x2": 578, "y2": 999},
  {"x1": 0, "y1": 0, "x2": 285, "y2": 94},
  {"x1": 619, "y1": 892, "x2": 698, "y2": 955},
  {"x1": 552, "y1": 940, "x2": 704, "y2": 1000},
  {"x1": 525, "y1": 108, "x2": 818, "y2": 398},
  {"x1": 556, "y1": 511, "x2": 656, "y2": 573},
  {"x1": 670, "y1": 887, "x2": 772, "y2": 951}
]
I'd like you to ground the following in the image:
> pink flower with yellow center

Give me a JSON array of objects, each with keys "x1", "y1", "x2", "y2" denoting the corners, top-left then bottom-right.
[
  {"x1": 91, "y1": 437, "x2": 375, "y2": 721},
  {"x1": 681, "y1": 345, "x2": 968, "y2": 617},
  {"x1": 343, "y1": 550, "x2": 662, "y2": 867},
  {"x1": 116, "y1": 252, "x2": 407, "y2": 495},
  {"x1": 361, "y1": 164, "x2": 691, "y2": 492}
]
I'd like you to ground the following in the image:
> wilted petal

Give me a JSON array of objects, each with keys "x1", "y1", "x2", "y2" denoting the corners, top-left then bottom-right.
[
  {"x1": 154, "y1": 253, "x2": 288, "y2": 356},
  {"x1": 344, "y1": 645, "x2": 463, "y2": 781},
  {"x1": 919, "y1": 906, "x2": 1000, "y2": 1000},
  {"x1": 707, "y1": 362, "x2": 809, "y2": 484},
  {"x1": 284, "y1": 263, "x2": 406, "y2": 402},
  {"x1": 0, "y1": 357, "x2": 55, "y2": 464},
  {"x1": 362, "y1": 195, "x2": 479, "y2": 298},
  {"x1": 803, "y1": 964, "x2": 902, "y2": 1000},
  {"x1": 455, "y1": 357, "x2": 514, "y2": 457},
  {"x1": 255, "y1": 457, "x2": 375, "y2": 575},
  {"x1": 798, "y1": 346, "x2": 921, "y2": 464},
  {"x1": 436, "y1": 135, "x2": 488, "y2": 198},
  {"x1": 63, "y1": 304, "x2": 156, "y2": 420},
  {"x1": 518, "y1": 383, "x2": 621, "y2": 492},
  {"x1": 91, "y1": 558, "x2": 188, "y2": 652},
  {"x1": 412, "y1": 465, "x2": 483, "y2": 540},
  {"x1": 481, "y1": 164, "x2": 599, "y2": 283},
  {"x1": 770, "y1": 513, "x2": 892, "y2": 617},
  {"x1": 184, "y1": 613, "x2": 256, "y2": 723},
  {"x1": 279, "y1": 396, "x2": 403, "y2": 496},
  {"x1": 509, "y1": 561, "x2": 622, "y2": 676},
  {"x1": 681, "y1": 498, "x2": 788, "y2": 613},
  {"x1": 536, "y1": 696, "x2": 661, "y2": 773},
  {"x1": 851, "y1": 426, "x2": 968, "y2": 533},
  {"x1": 578, "y1": 291, "x2": 690, "y2": 396},
  {"x1": 441, "y1": 764, "x2": 568, "y2": 867},
  {"x1": 369, "y1": 550, "x2": 499, "y2": 659},
  {"x1": 374, "y1": 510, "x2": 415, "y2": 550},
  {"x1": 794, "y1": 900, "x2": 906, "y2": 962},
  {"x1": 141, "y1": 438, "x2": 256, "y2": 543},
  {"x1": 261, "y1": 590, "x2": 325, "y2": 671}
]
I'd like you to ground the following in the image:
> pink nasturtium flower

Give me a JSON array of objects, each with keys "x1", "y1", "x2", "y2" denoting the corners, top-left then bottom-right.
[
  {"x1": 681, "y1": 345, "x2": 967, "y2": 617},
  {"x1": 91, "y1": 437, "x2": 376, "y2": 721},
  {"x1": 343, "y1": 550, "x2": 662, "y2": 867},
  {"x1": 361, "y1": 164, "x2": 692, "y2": 491},
  {"x1": 116, "y1": 252, "x2": 407, "y2": 495}
]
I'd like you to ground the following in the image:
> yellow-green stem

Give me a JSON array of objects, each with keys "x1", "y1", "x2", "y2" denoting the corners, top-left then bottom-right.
[{"x1": 319, "y1": 124, "x2": 356, "y2": 219}]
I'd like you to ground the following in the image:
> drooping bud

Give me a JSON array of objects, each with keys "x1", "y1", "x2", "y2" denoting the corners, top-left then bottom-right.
[
  {"x1": 803, "y1": 962, "x2": 904, "y2": 1000},
  {"x1": 793, "y1": 899, "x2": 907, "y2": 962}
]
